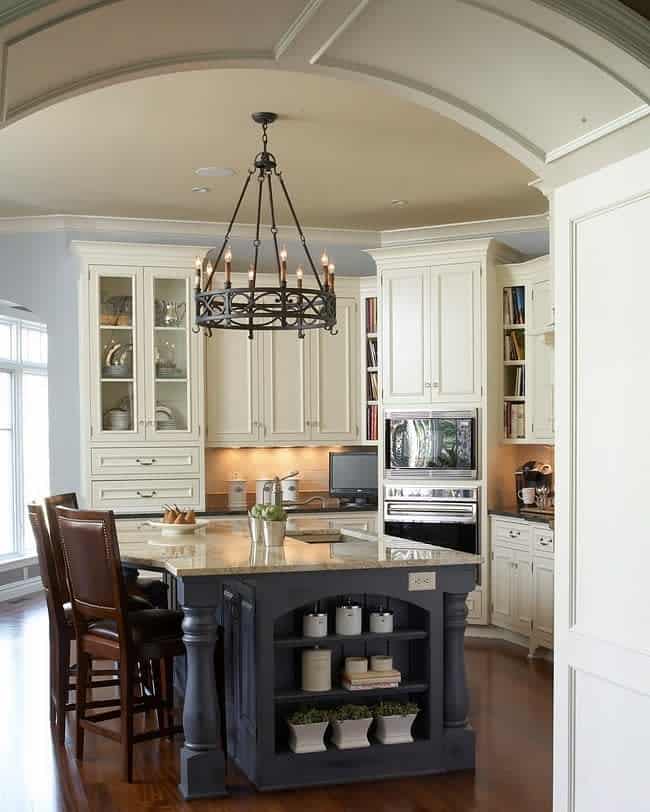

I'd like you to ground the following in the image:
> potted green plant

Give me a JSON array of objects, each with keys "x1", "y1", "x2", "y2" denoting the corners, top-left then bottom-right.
[
  {"x1": 287, "y1": 707, "x2": 331, "y2": 754},
  {"x1": 329, "y1": 704, "x2": 373, "y2": 750},
  {"x1": 262, "y1": 504, "x2": 287, "y2": 547},
  {"x1": 248, "y1": 503, "x2": 265, "y2": 544},
  {"x1": 373, "y1": 701, "x2": 419, "y2": 745}
]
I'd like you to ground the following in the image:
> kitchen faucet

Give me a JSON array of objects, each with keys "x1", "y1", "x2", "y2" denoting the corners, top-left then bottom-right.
[{"x1": 262, "y1": 472, "x2": 328, "y2": 509}]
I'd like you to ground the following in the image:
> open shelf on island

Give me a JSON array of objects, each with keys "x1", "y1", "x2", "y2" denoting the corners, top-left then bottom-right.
[
  {"x1": 274, "y1": 628, "x2": 428, "y2": 648},
  {"x1": 275, "y1": 681, "x2": 429, "y2": 703}
]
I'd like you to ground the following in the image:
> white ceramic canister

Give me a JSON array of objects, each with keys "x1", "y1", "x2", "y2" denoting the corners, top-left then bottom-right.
[
  {"x1": 301, "y1": 647, "x2": 332, "y2": 692},
  {"x1": 344, "y1": 656, "x2": 368, "y2": 675},
  {"x1": 369, "y1": 608, "x2": 394, "y2": 634},
  {"x1": 303, "y1": 610, "x2": 328, "y2": 638},
  {"x1": 228, "y1": 474, "x2": 247, "y2": 510},
  {"x1": 335, "y1": 599, "x2": 362, "y2": 636},
  {"x1": 370, "y1": 655, "x2": 393, "y2": 673},
  {"x1": 281, "y1": 477, "x2": 299, "y2": 503}
]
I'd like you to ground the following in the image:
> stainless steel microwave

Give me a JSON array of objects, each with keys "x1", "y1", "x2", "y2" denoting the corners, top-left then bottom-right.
[{"x1": 384, "y1": 409, "x2": 478, "y2": 480}]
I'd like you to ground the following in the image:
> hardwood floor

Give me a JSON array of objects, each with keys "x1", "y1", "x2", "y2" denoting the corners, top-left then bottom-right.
[{"x1": 1, "y1": 594, "x2": 552, "y2": 811}]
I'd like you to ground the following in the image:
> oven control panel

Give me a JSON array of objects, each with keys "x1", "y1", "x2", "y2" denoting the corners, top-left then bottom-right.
[{"x1": 384, "y1": 486, "x2": 478, "y2": 502}]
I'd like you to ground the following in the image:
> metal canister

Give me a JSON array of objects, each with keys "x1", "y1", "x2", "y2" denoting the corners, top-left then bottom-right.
[
  {"x1": 303, "y1": 610, "x2": 328, "y2": 638},
  {"x1": 369, "y1": 608, "x2": 394, "y2": 634},
  {"x1": 335, "y1": 598, "x2": 362, "y2": 636}
]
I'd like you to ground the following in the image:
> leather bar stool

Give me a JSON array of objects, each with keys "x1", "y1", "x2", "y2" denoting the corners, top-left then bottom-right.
[
  {"x1": 56, "y1": 506, "x2": 184, "y2": 783},
  {"x1": 45, "y1": 493, "x2": 168, "y2": 609},
  {"x1": 28, "y1": 504, "x2": 123, "y2": 746}
]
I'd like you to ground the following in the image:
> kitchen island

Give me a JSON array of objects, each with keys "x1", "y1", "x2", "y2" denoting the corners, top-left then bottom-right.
[{"x1": 117, "y1": 520, "x2": 480, "y2": 799}]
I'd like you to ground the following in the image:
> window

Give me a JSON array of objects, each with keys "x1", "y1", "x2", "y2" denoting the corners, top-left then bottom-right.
[{"x1": 0, "y1": 316, "x2": 49, "y2": 559}]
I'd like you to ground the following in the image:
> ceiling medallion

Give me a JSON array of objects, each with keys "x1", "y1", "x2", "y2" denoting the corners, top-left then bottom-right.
[{"x1": 193, "y1": 112, "x2": 337, "y2": 340}]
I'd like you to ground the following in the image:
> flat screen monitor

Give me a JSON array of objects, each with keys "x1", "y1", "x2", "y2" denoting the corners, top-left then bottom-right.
[{"x1": 329, "y1": 450, "x2": 378, "y2": 506}]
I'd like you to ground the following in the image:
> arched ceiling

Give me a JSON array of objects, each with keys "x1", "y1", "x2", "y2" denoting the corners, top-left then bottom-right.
[{"x1": 0, "y1": 0, "x2": 646, "y2": 199}]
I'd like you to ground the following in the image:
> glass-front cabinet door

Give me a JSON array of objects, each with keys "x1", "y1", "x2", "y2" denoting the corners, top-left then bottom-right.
[
  {"x1": 89, "y1": 265, "x2": 147, "y2": 442},
  {"x1": 143, "y1": 267, "x2": 200, "y2": 441}
]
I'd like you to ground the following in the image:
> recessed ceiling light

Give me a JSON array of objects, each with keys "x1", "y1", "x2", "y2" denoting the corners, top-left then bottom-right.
[
  {"x1": 391, "y1": 199, "x2": 408, "y2": 207},
  {"x1": 192, "y1": 186, "x2": 211, "y2": 193},
  {"x1": 194, "y1": 167, "x2": 236, "y2": 177}
]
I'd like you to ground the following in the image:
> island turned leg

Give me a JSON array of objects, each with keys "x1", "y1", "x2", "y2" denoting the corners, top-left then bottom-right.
[
  {"x1": 178, "y1": 606, "x2": 227, "y2": 800},
  {"x1": 444, "y1": 592, "x2": 470, "y2": 728}
]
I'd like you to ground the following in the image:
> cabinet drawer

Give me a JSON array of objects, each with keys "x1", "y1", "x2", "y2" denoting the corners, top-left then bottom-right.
[
  {"x1": 492, "y1": 518, "x2": 532, "y2": 549},
  {"x1": 91, "y1": 446, "x2": 201, "y2": 476},
  {"x1": 466, "y1": 589, "x2": 482, "y2": 621},
  {"x1": 533, "y1": 527, "x2": 554, "y2": 555},
  {"x1": 91, "y1": 478, "x2": 201, "y2": 512}
]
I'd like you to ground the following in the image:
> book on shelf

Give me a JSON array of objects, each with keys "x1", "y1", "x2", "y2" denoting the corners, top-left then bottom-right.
[
  {"x1": 367, "y1": 370, "x2": 379, "y2": 401},
  {"x1": 342, "y1": 668, "x2": 402, "y2": 691},
  {"x1": 504, "y1": 330, "x2": 525, "y2": 361},
  {"x1": 366, "y1": 404, "x2": 378, "y2": 441},
  {"x1": 366, "y1": 336, "x2": 378, "y2": 367},
  {"x1": 503, "y1": 286, "x2": 525, "y2": 325},
  {"x1": 365, "y1": 297, "x2": 377, "y2": 334},
  {"x1": 342, "y1": 680, "x2": 401, "y2": 691},
  {"x1": 504, "y1": 402, "x2": 526, "y2": 439}
]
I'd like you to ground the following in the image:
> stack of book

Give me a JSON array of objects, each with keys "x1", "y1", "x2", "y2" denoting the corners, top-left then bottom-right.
[
  {"x1": 510, "y1": 366, "x2": 525, "y2": 396},
  {"x1": 367, "y1": 370, "x2": 379, "y2": 400},
  {"x1": 367, "y1": 336, "x2": 378, "y2": 367},
  {"x1": 341, "y1": 668, "x2": 402, "y2": 692},
  {"x1": 503, "y1": 287, "x2": 525, "y2": 325},
  {"x1": 504, "y1": 402, "x2": 526, "y2": 439},
  {"x1": 366, "y1": 404, "x2": 378, "y2": 441},
  {"x1": 366, "y1": 297, "x2": 377, "y2": 333},
  {"x1": 504, "y1": 330, "x2": 524, "y2": 361}
]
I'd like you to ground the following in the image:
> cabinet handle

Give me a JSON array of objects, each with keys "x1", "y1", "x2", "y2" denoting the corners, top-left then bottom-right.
[
  {"x1": 424, "y1": 382, "x2": 431, "y2": 388},
  {"x1": 138, "y1": 419, "x2": 145, "y2": 427},
  {"x1": 136, "y1": 458, "x2": 156, "y2": 466},
  {"x1": 539, "y1": 539, "x2": 552, "y2": 546},
  {"x1": 431, "y1": 382, "x2": 440, "y2": 388},
  {"x1": 137, "y1": 490, "x2": 157, "y2": 498},
  {"x1": 508, "y1": 530, "x2": 520, "y2": 538}
]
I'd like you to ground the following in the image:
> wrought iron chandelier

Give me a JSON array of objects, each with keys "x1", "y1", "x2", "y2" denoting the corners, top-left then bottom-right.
[{"x1": 193, "y1": 112, "x2": 337, "y2": 340}]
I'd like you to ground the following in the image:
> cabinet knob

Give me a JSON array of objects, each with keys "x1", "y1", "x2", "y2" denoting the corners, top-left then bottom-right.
[
  {"x1": 431, "y1": 382, "x2": 440, "y2": 388},
  {"x1": 424, "y1": 382, "x2": 431, "y2": 388}
]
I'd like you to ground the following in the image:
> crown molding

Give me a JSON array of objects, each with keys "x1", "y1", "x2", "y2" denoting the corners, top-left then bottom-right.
[
  {"x1": 379, "y1": 213, "x2": 549, "y2": 247},
  {"x1": 0, "y1": 213, "x2": 380, "y2": 247},
  {"x1": 0, "y1": 0, "x2": 57, "y2": 28},
  {"x1": 367, "y1": 237, "x2": 522, "y2": 267},
  {"x1": 532, "y1": 0, "x2": 650, "y2": 70}
]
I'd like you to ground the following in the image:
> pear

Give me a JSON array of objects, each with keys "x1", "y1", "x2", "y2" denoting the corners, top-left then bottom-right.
[{"x1": 185, "y1": 510, "x2": 196, "y2": 524}]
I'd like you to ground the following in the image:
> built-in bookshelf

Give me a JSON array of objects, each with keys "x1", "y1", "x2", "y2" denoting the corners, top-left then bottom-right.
[
  {"x1": 360, "y1": 283, "x2": 378, "y2": 444},
  {"x1": 503, "y1": 285, "x2": 526, "y2": 440}
]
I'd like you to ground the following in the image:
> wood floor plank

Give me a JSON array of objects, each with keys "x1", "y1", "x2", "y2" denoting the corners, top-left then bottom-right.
[{"x1": 0, "y1": 594, "x2": 552, "y2": 812}]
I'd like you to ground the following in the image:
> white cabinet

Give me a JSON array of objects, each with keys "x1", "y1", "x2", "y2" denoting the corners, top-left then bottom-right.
[
  {"x1": 530, "y1": 278, "x2": 554, "y2": 334},
  {"x1": 490, "y1": 516, "x2": 554, "y2": 654},
  {"x1": 76, "y1": 242, "x2": 205, "y2": 513},
  {"x1": 206, "y1": 288, "x2": 358, "y2": 447},
  {"x1": 530, "y1": 332, "x2": 554, "y2": 442},
  {"x1": 381, "y1": 262, "x2": 481, "y2": 405}
]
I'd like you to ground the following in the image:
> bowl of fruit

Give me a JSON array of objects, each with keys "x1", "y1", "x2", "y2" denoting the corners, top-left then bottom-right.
[{"x1": 147, "y1": 505, "x2": 209, "y2": 535}]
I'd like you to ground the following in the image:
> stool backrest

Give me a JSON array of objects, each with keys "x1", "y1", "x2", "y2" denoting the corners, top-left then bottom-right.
[
  {"x1": 44, "y1": 493, "x2": 78, "y2": 603},
  {"x1": 56, "y1": 507, "x2": 129, "y2": 641},
  {"x1": 28, "y1": 503, "x2": 66, "y2": 630}
]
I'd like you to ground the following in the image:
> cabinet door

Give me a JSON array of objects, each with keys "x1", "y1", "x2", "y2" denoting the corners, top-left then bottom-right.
[
  {"x1": 530, "y1": 279, "x2": 554, "y2": 334},
  {"x1": 143, "y1": 267, "x2": 201, "y2": 442},
  {"x1": 533, "y1": 556, "x2": 554, "y2": 642},
  {"x1": 430, "y1": 263, "x2": 481, "y2": 401},
  {"x1": 531, "y1": 332, "x2": 554, "y2": 442},
  {"x1": 491, "y1": 546, "x2": 514, "y2": 630},
  {"x1": 512, "y1": 550, "x2": 534, "y2": 636},
  {"x1": 381, "y1": 268, "x2": 431, "y2": 403},
  {"x1": 261, "y1": 330, "x2": 310, "y2": 443},
  {"x1": 310, "y1": 297, "x2": 358, "y2": 443},
  {"x1": 206, "y1": 330, "x2": 261, "y2": 445},
  {"x1": 89, "y1": 265, "x2": 147, "y2": 442}
]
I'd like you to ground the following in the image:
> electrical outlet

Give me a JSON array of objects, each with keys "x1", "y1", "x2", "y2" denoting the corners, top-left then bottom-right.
[{"x1": 408, "y1": 571, "x2": 436, "y2": 591}]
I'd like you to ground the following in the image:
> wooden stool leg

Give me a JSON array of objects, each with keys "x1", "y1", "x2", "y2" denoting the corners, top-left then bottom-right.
[
  {"x1": 150, "y1": 659, "x2": 164, "y2": 733},
  {"x1": 161, "y1": 656, "x2": 174, "y2": 739},
  {"x1": 75, "y1": 652, "x2": 89, "y2": 760},
  {"x1": 120, "y1": 657, "x2": 134, "y2": 783},
  {"x1": 56, "y1": 634, "x2": 71, "y2": 746}
]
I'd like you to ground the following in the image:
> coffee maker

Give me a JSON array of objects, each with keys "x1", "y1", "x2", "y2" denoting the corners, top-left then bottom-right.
[{"x1": 515, "y1": 460, "x2": 553, "y2": 509}]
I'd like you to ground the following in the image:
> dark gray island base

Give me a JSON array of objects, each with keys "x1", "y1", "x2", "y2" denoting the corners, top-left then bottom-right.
[{"x1": 176, "y1": 564, "x2": 476, "y2": 798}]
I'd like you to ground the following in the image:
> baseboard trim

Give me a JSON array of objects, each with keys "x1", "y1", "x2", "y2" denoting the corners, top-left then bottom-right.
[
  {"x1": 0, "y1": 576, "x2": 43, "y2": 603},
  {"x1": 465, "y1": 624, "x2": 554, "y2": 661}
]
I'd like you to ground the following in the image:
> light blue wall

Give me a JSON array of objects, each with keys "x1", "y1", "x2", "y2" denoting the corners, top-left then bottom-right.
[{"x1": 0, "y1": 225, "x2": 376, "y2": 495}]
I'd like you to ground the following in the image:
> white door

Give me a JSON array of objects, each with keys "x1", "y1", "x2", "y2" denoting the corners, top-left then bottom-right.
[
  {"x1": 490, "y1": 545, "x2": 514, "y2": 630},
  {"x1": 206, "y1": 330, "x2": 261, "y2": 445},
  {"x1": 530, "y1": 278, "x2": 554, "y2": 334},
  {"x1": 310, "y1": 297, "x2": 358, "y2": 443},
  {"x1": 88, "y1": 265, "x2": 147, "y2": 443},
  {"x1": 430, "y1": 263, "x2": 481, "y2": 401},
  {"x1": 143, "y1": 267, "x2": 201, "y2": 442},
  {"x1": 554, "y1": 147, "x2": 650, "y2": 812},
  {"x1": 531, "y1": 331, "x2": 554, "y2": 442},
  {"x1": 381, "y1": 267, "x2": 431, "y2": 403},
  {"x1": 261, "y1": 330, "x2": 310, "y2": 443},
  {"x1": 511, "y1": 550, "x2": 533, "y2": 636},
  {"x1": 533, "y1": 556, "x2": 554, "y2": 641}
]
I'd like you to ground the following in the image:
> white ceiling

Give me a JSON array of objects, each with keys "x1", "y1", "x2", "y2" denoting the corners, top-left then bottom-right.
[{"x1": 0, "y1": 68, "x2": 546, "y2": 229}]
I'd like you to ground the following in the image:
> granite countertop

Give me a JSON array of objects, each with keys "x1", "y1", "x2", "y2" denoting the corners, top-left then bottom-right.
[
  {"x1": 489, "y1": 506, "x2": 554, "y2": 527},
  {"x1": 116, "y1": 518, "x2": 481, "y2": 577}
]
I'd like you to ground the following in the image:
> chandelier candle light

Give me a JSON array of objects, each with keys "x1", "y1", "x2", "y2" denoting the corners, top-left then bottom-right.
[{"x1": 193, "y1": 112, "x2": 337, "y2": 339}]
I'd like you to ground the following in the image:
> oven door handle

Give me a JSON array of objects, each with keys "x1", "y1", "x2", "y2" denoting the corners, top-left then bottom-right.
[{"x1": 384, "y1": 503, "x2": 477, "y2": 524}]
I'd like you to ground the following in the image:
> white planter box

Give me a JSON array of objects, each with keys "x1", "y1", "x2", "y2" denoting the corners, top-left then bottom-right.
[
  {"x1": 331, "y1": 717, "x2": 372, "y2": 750},
  {"x1": 288, "y1": 721, "x2": 329, "y2": 754},
  {"x1": 375, "y1": 713, "x2": 417, "y2": 745}
]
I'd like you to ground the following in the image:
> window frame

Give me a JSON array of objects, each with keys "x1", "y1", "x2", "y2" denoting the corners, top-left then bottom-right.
[{"x1": 0, "y1": 315, "x2": 48, "y2": 561}]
